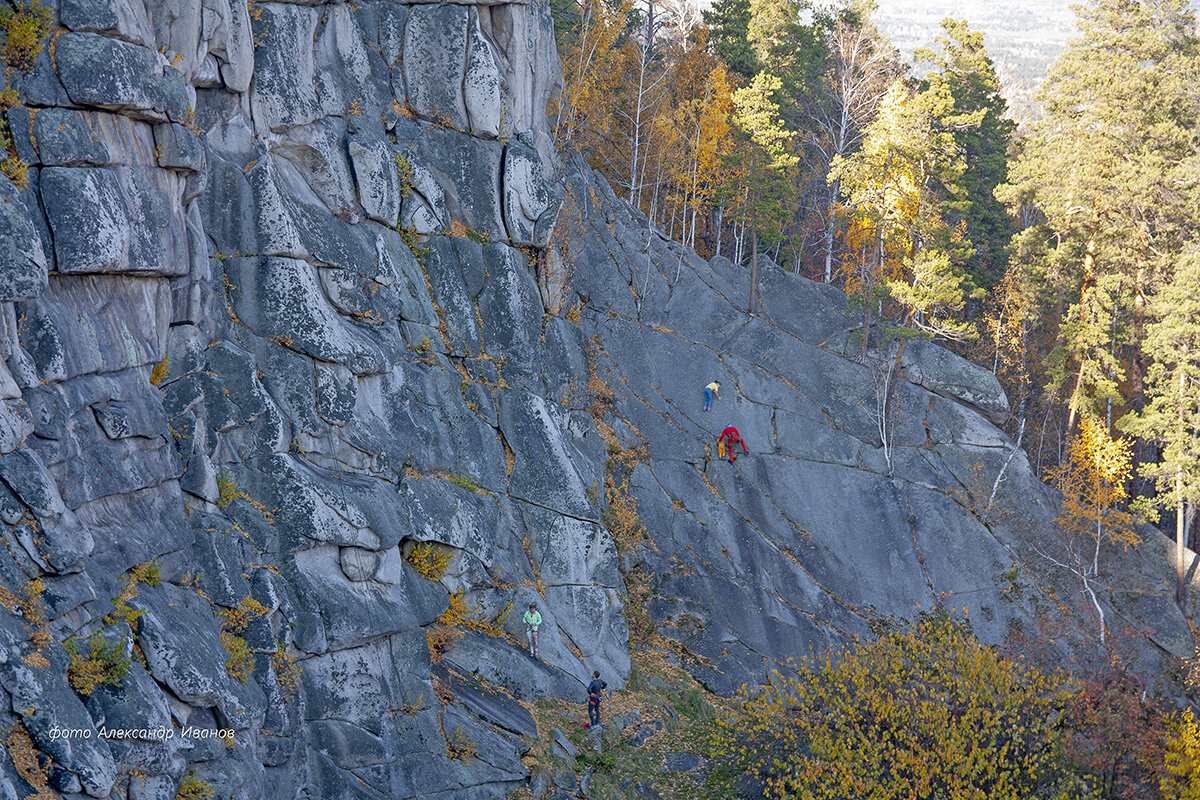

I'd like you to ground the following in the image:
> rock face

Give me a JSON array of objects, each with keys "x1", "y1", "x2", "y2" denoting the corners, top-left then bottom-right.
[{"x1": 0, "y1": 2, "x2": 1190, "y2": 800}]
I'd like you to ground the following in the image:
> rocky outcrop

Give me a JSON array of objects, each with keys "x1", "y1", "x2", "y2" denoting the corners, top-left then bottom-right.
[{"x1": 0, "y1": 1, "x2": 1190, "y2": 799}]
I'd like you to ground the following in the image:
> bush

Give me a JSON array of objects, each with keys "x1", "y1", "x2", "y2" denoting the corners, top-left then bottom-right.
[
  {"x1": 221, "y1": 631, "x2": 254, "y2": 684},
  {"x1": 0, "y1": 0, "x2": 52, "y2": 71},
  {"x1": 66, "y1": 632, "x2": 130, "y2": 696},
  {"x1": 710, "y1": 611, "x2": 1078, "y2": 800},
  {"x1": 406, "y1": 541, "x2": 453, "y2": 581},
  {"x1": 215, "y1": 469, "x2": 239, "y2": 508},
  {"x1": 175, "y1": 770, "x2": 214, "y2": 800}
]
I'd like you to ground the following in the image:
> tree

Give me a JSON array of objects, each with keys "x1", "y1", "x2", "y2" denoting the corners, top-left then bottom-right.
[
  {"x1": 727, "y1": 71, "x2": 797, "y2": 313},
  {"x1": 710, "y1": 612, "x2": 1078, "y2": 800},
  {"x1": 1162, "y1": 711, "x2": 1200, "y2": 800},
  {"x1": 1119, "y1": 249, "x2": 1200, "y2": 606},
  {"x1": 998, "y1": 0, "x2": 1200, "y2": 432},
  {"x1": 659, "y1": 34, "x2": 736, "y2": 250},
  {"x1": 915, "y1": 18, "x2": 1015, "y2": 290},
  {"x1": 1047, "y1": 415, "x2": 1138, "y2": 643},
  {"x1": 551, "y1": 0, "x2": 631, "y2": 149},
  {"x1": 1061, "y1": 668, "x2": 1170, "y2": 800},
  {"x1": 804, "y1": 0, "x2": 900, "y2": 283},
  {"x1": 702, "y1": 0, "x2": 758, "y2": 78},
  {"x1": 831, "y1": 79, "x2": 976, "y2": 349}
]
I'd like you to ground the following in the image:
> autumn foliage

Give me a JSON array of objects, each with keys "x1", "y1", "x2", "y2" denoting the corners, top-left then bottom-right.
[{"x1": 710, "y1": 612, "x2": 1077, "y2": 800}]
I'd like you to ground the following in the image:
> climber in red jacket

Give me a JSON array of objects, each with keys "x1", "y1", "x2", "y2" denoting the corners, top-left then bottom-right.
[{"x1": 717, "y1": 425, "x2": 747, "y2": 463}]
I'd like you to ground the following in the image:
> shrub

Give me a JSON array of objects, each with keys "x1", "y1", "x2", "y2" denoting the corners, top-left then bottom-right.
[
  {"x1": 0, "y1": 0, "x2": 52, "y2": 71},
  {"x1": 150, "y1": 356, "x2": 169, "y2": 386},
  {"x1": 406, "y1": 541, "x2": 453, "y2": 581},
  {"x1": 711, "y1": 611, "x2": 1077, "y2": 800},
  {"x1": 215, "y1": 469, "x2": 238, "y2": 508},
  {"x1": 66, "y1": 632, "x2": 130, "y2": 696},
  {"x1": 175, "y1": 770, "x2": 215, "y2": 800},
  {"x1": 272, "y1": 641, "x2": 302, "y2": 702},
  {"x1": 221, "y1": 631, "x2": 254, "y2": 684}
]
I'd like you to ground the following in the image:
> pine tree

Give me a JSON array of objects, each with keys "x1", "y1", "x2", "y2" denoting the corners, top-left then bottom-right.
[
  {"x1": 727, "y1": 71, "x2": 797, "y2": 313},
  {"x1": 702, "y1": 0, "x2": 759, "y2": 78},
  {"x1": 1119, "y1": 250, "x2": 1200, "y2": 606},
  {"x1": 998, "y1": 0, "x2": 1200, "y2": 432},
  {"x1": 915, "y1": 19, "x2": 1015, "y2": 289}
]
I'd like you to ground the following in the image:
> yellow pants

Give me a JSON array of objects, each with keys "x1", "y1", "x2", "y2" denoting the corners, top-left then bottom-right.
[{"x1": 717, "y1": 440, "x2": 725, "y2": 458}]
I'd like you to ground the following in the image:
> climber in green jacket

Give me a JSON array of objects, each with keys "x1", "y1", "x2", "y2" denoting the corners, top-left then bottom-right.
[{"x1": 523, "y1": 602, "x2": 542, "y2": 658}]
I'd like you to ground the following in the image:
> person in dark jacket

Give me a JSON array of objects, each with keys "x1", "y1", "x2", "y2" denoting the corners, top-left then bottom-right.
[{"x1": 585, "y1": 671, "x2": 607, "y2": 728}]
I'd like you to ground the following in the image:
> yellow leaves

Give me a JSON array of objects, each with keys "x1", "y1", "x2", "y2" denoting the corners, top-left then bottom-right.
[
  {"x1": 1162, "y1": 710, "x2": 1200, "y2": 800},
  {"x1": 1051, "y1": 415, "x2": 1137, "y2": 549},
  {"x1": 550, "y1": 0, "x2": 632, "y2": 147},
  {"x1": 712, "y1": 613, "x2": 1070, "y2": 800}
]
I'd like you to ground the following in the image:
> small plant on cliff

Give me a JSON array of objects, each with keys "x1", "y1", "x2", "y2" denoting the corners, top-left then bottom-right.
[
  {"x1": 219, "y1": 596, "x2": 267, "y2": 684},
  {"x1": 406, "y1": 541, "x2": 453, "y2": 581},
  {"x1": 105, "y1": 561, "x2": 161, "y2": 632},
  {"x1": 220, "y1": 596, "x2": 268, "y2": 634},
  {"x1": 14, "y1": 578, "x2": 51, "y2": 665},
  {"x1": 395, "y1": 153, "x2": 414, "y2": 199},
  {"x1": 445, "y1": 724, "x2": 477, "y2": 762},
  {"x1": 66, "y1": 631, "x2": 131, "y2": 696},
  {"x1": 150, "y1": 356, "x2": 169, "y2": 386},
  {"x1": 445, "y1": 472, "x2": 479, "y2": 493},
  {"x1": 221, "y1": 631, "x2": 255, "y2": 684},
  {"x1": 215, "y1": 469, "x2": 239, "y2": 508},
  {"x1": 175, "y1": 770, "x2": 215, "y2": 800},
  {"x1": 425, "y1": 590, "x2": 470, "y2": 662},
  {"x1": 4, "y1": 724, "x2": 54, "y2": 800},
  {"x1": 603, "y1": 478, "x2": 647, "y2": 554},
  {"x1": 272, "y1": 640, "x2": 302, "y2": 702},
  {"x1": 0, "y1": 0, "x2": 52, "y2": 71}
]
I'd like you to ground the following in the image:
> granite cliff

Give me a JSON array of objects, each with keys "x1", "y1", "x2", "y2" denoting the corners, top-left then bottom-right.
[{"x1": 0, "y1": 1, "x2": 1190, "y2": 799}]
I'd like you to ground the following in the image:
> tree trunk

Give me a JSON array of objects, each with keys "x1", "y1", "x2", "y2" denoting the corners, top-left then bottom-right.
[
  {"x1": 1066, "y1": 206, "x2": 1099, "y2": 433},
  {"x1": 748, "y1": 206, "x2": 760, "y2": 315},
  {"x1": 823, "y1": 179, "x2": 839, "y2": 283},
  {"x1": 1177, "y1": 466, "x2": 1186, "y2": 607}
]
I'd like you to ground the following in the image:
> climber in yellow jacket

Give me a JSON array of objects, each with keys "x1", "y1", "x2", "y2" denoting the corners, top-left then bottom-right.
[{"x1": 703, "y1": 381, "x2": 721, "y2": 412}]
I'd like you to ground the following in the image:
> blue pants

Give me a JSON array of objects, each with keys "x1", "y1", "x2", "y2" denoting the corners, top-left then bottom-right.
[{"x1": 703, "y1": 387, "x2": 713, "y2": 411}]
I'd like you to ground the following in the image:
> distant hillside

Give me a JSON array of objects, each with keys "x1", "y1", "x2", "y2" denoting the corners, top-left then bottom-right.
[{"x1": 872, "y1": 0, "x2": 1076, "y2": 121}]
